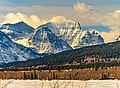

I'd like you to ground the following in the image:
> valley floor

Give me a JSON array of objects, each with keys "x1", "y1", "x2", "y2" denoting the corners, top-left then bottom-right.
[{"x1": 0, "y1": 80, "x2": 120, "y2": 88}]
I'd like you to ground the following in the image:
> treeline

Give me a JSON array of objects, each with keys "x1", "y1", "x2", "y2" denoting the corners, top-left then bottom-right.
[
  {"x1": 2, "y1": 61, "x2": 120, "y2": 72},
  {"x1": 0, "y1": 67, "x2": 120, "y2": 80},
  {"x1": 2, "y1": 41, "x2": 120, "y2": 69}
]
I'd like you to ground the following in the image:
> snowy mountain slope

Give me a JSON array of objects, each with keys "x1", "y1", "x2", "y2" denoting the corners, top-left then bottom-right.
[
  {"x1": 73, "y1": 30, "x2": 104, "y2": 48},
  {"x1": 0, "y1": 21, "x2": 34, "y2": 39},
  {"x1": 0, "y1": 21, "x2": 35, "y2": 46},
  {"x1": 0, "y1": 31, "x2": 41, "y2": 65},
  {"x1": 48, "y1": 17, "x2": 82, "y2": 48},
  {"x1": 48, "y1": 16, "x2": 104, "y2": 48},
  {"x1": 27, "y1": 24, "x2": 72, "y2": 53}
]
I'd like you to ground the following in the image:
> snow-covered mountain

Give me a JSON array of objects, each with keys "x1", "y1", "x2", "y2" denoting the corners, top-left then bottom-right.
[
  {"x1": 0, "y1": 21, "x2": 35, "y2": 47},
  {"x1": 73, "y1": 30, "x2": 104, "y2": 48},
  {"x1": 0, "y1": 21, "x2": 34, "y2": 40},
  {"x1": 0, "y1": 31, "x2": 42, "y2": 65},
  {"x1": 48, "y1": 16, "x2": 104, "y2": 48},
  {"x1": 40, "y1": 22, "x2": 82, "y2": 47},
  {"x1": 0, "y1": 16, "x2": 105, "y2": 54},
  {"x1": 0, "y1": 21, "x2": 72, "y2": 54},
  {"x1": 27, "y1": 24, "x2": 72, "y2": 53}
]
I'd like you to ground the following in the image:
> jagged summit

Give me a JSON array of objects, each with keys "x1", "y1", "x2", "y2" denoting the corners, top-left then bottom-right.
[{"x1": 80, "y1": 31, "x2": 104, "y2": 47}]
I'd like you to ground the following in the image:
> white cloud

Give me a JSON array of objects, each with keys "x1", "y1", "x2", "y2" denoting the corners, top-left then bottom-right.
[
  {"x1": 103, "y1": 10, "x2": 120, "y2": 26},
  {"x1": 0, "y1": 5, "x2": 74, "y2": 20},
  {"x1": 74, "y1": 2, "x2": 92, "y2": 13},
  {"x1": 1, "y1": 13, "x2": 46, "y2": 28},
  {"x1": 94, "y1": 10, "x2": 120, "y2": 26},
  {"x1": 0, "y1": 4, "x2": 98, "y2": 26}
]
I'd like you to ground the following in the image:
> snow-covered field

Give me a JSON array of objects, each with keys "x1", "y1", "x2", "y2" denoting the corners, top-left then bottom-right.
[{"x1": 0, "y1": 80, "x2": 120, "y2": 88}]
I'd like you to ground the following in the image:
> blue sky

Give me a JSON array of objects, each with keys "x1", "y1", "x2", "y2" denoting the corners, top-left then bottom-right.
[{"x1": 1, "y1": 0, "x2": 120, "y2": 6}]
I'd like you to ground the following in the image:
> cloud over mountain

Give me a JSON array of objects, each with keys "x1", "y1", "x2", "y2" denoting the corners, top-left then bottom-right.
[{"x1": 1, "y1": 13, "x2": 46, "y2": 28}]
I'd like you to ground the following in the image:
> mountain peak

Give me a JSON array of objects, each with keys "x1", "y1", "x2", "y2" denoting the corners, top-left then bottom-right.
[
  {"x1": 0, "y1": 21, "x2": 34, "y2": 41},
  {"x1": 2, "y1": 21, "x2": 27, "y2": 26},
  {"x1": 13, "y1": 21, "x2": 33, "y2": 28},
  {"x1": 16, "y1": 21, "x2": 26, "y2": 24}
]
